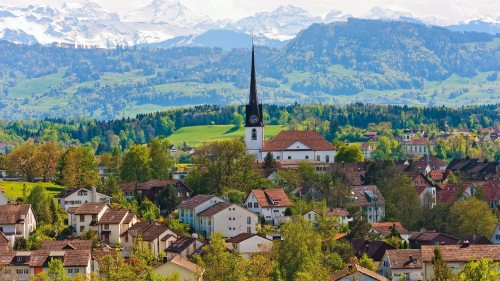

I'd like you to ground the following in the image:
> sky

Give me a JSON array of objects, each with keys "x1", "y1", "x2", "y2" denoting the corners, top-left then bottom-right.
[{"x1": 1, "y1": 0, "x2": 499, "y2": 24}]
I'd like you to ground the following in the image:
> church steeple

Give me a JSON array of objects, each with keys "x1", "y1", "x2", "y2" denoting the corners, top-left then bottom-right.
[{"x1": 245, "y1": 45, "x2": 263, "y2": 127}]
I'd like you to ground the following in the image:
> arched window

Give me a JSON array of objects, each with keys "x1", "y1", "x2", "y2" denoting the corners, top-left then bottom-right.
[
  {"x1": 305, "y1": 156, "x2": 309, "y2": 159},
  {"x1": 288, "y1": 156, "x2": 291, "y2": 159},
  {"x1": 326, "y1": 155, "x2": 330, "y2": 163},
  {"x1": 251, "y1": 129, "x2": 257, "y2": 140},
  {"x1": 316, "y1": 155, "x2": 320, "y2": 161},
  {"x1": 277, "y1": 156, "x2": 280, "y2": 160}
]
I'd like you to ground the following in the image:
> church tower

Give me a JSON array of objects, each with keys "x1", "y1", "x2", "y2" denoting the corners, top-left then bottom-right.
[{"x1": 245, "y1": 45, "x2": 264, "y2": 159}]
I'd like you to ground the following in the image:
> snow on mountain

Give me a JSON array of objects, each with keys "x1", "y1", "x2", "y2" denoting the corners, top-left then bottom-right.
[
  {"x1": 365, "y1": 7, "x2": 414, "y2": 21},
  {"x1": 446, "y1": 16, "x2": 500, "y2": 34},
  {"x1": 61, "y1": 1, "x2": 119, "y2": 21},
  {"x1": 323, "y1": 10, "x2": 351, "y2": 23}
]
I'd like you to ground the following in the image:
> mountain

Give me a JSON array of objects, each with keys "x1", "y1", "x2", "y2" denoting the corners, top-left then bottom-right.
[{"x1": 446, "y1": 16, "x2": 500, "y2": 34}]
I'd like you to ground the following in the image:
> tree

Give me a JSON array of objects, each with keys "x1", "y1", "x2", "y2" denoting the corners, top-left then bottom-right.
[
  {"x1": 449, "y1": 197, "x2": 496, "y2": 239},
  {"x1": 132, "y1": 234, "x2": 157, "y2": 266},
  {"x1": 6, "y1": 141, "x2": 39, "y2": 181},
  {"x1": 156, "y1": 185, "x2": 180, "y2": 215},
  {"x1": 35, "y1": 142, "x2": 61, "y2": 182},
  {"x1": 347, "y1": 206, "x2": 371, "y2": 239},
  {"x1": 262, "y1": 152, "x2": 277, "y2": 169},
  {"x1": 148, "y1": 137, "x2": 174, "y2": 180},
  {"x1": 431, "y1": 247, "x2": 455, "y2": 281},
  {"x1": 139, "y1": 198, "x2": 160, "y2": 221},
  {"x1": 47, "y1": 258, "x2": 67, "y2": 281},
  {"x1": 232, "y1": 112, "x2": 244, "y2": 128},
  {"x1": 120, "y1": 143, "x2": 152, "y2": 182},
  {"x1": 57, "y1": 146, "x2": 100, "y2": 188},
  {"x1": 458, "y1": 257, "x2": 500, "y2": 281},
  {"x1": 277, "y1": 218, "x2": 330, "y2": 281},
  {"x1": 359, "y1": 254, "x2": 376, "y2": 271},
  {"x1": 27, "y1": 184, "x2": 53, "y2": 225},
  {"x1": 384, "y1": 175, "x2": 421, "y2": 229},
  {"x1": 99, "y1": 253, "x2": 142, "y2": 281},
  {"x1": 334, "y1": 145, "x2": 364, "y2": 163},
  {"x1": 163, "y1": 218, "x2": 190, "y2": 237},
  {"x1": 274, "y1": 170, "x2": 301, "y2": 194}
]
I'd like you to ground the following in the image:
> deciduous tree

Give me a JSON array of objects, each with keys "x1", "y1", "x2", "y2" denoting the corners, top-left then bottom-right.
[
  {"x1": 57, "y1": 146, "x2": 100, "y2": 188},
  {"x1": 458, "y1": 257, "x2": 500, "y2": 281},
  {"x1": 334, "y1": 145, "x2": 364, "y2": 163},
  {"x1": 156, "y1": 185, "x2": 180, "y2": 215},
  {"x1": 449, "y1": 197, "x2": 496, "y2": 239},
  {"x1": 120, "y1": 143, "x2": 152, "y2": 182}
]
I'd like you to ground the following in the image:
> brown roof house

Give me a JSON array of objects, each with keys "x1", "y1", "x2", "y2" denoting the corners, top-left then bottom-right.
[
  {"x1": 166, "y1": 235, "x2": 204, "y2": 260},
  {"x1": 351, "y1": 239, "x2": 396, "y2": 264},
  {"x1": 119, "y1": 179, "x2": 192, "y2": 202},
  {"x1": 121, "y1": 221, "x2": 178, "y2": 257},
  {"x1": 370, "y1": 222, "x2": 411, "y2": 243},
  {"x1": 197, "y1": 202, "x2": 258, "y2": 239},
  {"x1": 421, "y1": 244, "x2": 500, "y2": 280},
  {"x1": 177, "y1": 195, "x2": 224, "y2": 233},
  {"x1": 303, "y1": 208, "x2": 352, "y2": 226},
  {"x1": 154, "y1": 256, "x2": 204, "y2": 281},
  {"x1": 0, "y1": 204, "x2": 36, "y2": 245},
  {"x1": 409, "y1": 231, "x2": 458, "y2": 249},
  {"x1": 330, "y1": 264, "x2": 388, "y2": 281},
  {"x1": 261, "y1": 130, "x2": 337, "y2": 163},
  {"x1": 380, "y1": 249, "x2": 423, "y2": 280},
  {"x1": 350, "y1": 185, "x2": 385, "y2": 223},
  {"x1": 55, "y1": 186, "x2": 111, "y2": 213},
  {"x1": 244, "y1": 189, "x2": 293, "y2": 225},
  {"x1": 226, "y1": 233, "x2": 273, "y2": 258}
]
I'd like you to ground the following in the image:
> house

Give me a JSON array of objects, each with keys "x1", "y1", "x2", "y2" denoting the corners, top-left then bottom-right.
[
  {"x1": 463, "y1": 234, "x2": 493, "y2": 245},
  {"x1": 361, "y1": 142, "x2": 375, "y2": 159},
  {"x1": 364, "y1": 132, "x2": 379, "y2": 140},
  {"x1": 197, "y1": 202, "x2": 258, "y2": 238},
  {"x1": 169, "y1": 145, "x2": 177, "y2": 155},
  {"x1": 409, "y1": 231, "x2": 458, "y2": 249},
  {"x1": 415, "y1": 156, "x2": 449, "y2": 171},
  {"x1": 0, "y1": 188, "x2": 9, "y2": 205},
  {"x1": 274, "y1": 159, "x2": 331, "y2": 173},
  {"x1": 67, "y1": 203, "x2": 109, "y2": 236},
  {"x1": 428, "y1": 169, "x2": 451, "y2": 184},
  {"x1": 351, "y1": 239, "x2": 395, "y2": 264},
  {"x1": 330, "y1": 162, "x2": 369, "y2": 186},
  {"x1": 121, "y1": 221, "x2": 178, "y2": 257},
  {"x1": 154, "y1": 256, "x2": 204, "y2": 281},
  {"x1": 55, "y1": 187, "x2": 111, "y2": 212},
  {"x1": 177, "y1": 195, "x2": 224, "y2": 232},
  {"x1": 0, "y1": 231, "x2": 11, "y2": 250},
  {"x1": 403, "y1": 135, "x2": 433, "y2": 156},
  {"x1": 97, "y1": 209, "x2": 139, "y2": 244},
  {"x1": 41, "y1": 240, "x2": 92, "y2": 251},
  {"x1": 226, "y1": 233, "x2": 273, "y2": 258},
  {"x1": 96, "y1": 166, "x2": 112, "y2": 179},
  {"x1": 491, "y1": 223, "x2": 500, "y2": 244},
  {"x1": 244, "y1": 189, "x2": 293, "y2": 225},
  {"x1": 350, "y1": 185, "x2": 385, "y2": 223},
  {"x1": 421, "y1": 244, "x2": 500, "y2": 280},
  {"x1": 370, "y1": 222, "x2": 411, "y2": 242},
  {"x1": 119, "y1": 179, "x2": 192, "y2": 202},
  {"x1": 0, "y1": 250, "x2": 92, "y2": 280},
  {"x1": 479, "y1": 180, "x2": 500, "y2": 208},
  {"x1": 380, "y1": 249, "x2": 423, "y2": 280},
  {"x1": 165, "y1": 236, "x2": 204, "y2": 260},
  {"x1": 0, "y1": 143, "x2": 8, "y2": 154},
  {"x1": 415, "y1": 185, "x2": 437, "y2": 209},
  {"x1": 447, "y1": 158, "x2": 500, "y2": 181},
  {"x1": 303, "y1": 208, "x2": 351, "y2": 225},
  {"x1": 0, "y1": 204, "x2": 36, "y2": 244},
  {"x1": 330, "y1": 264, "x2": 388, "y2": 281}
]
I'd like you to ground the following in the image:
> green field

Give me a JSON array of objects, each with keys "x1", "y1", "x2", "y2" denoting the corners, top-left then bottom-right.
[
  {"x1": 167, "y1": 125, "x2": 289, "y2": 147},
  {"x1": 0, "y1": 181, "x2": 65, "y2": 200}
]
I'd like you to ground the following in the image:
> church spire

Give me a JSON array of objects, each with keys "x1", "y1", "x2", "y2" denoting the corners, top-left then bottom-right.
[
  {"x1": 249, "y1": 44, "x2": 258, "y2": 105},
  {"x1": 245, "y1": 44, "x2": 263, "y2": 127}
]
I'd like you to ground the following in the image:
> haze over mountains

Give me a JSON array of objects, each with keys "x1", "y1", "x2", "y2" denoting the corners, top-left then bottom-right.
[{"x1": 0, "y1": 0, "x2": 498, "y2": 48}]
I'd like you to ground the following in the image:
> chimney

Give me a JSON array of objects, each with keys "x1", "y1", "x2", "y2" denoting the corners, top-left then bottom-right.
[
  {"x1": 409, "y1": 255, "x2": 413, "y2": 262},
  {"x1": 92, "y1": 186, "x2": 97, "y2": 203},
  {"x1": 191, "y1": 233, "x2": 199, "y2": 239},
  {"x1": 461, "y1": 240, "x2": 470, "y2": 248}
]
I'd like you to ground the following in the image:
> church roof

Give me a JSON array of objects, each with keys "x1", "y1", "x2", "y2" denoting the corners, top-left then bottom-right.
[{"x1": 262, "y1": 130, "x2": 336, "y2": 152}]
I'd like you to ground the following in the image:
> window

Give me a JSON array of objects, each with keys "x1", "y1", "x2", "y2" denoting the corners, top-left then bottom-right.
[
  {"x1": 496, "y1": 234, "x2": 500, "y2": 240},
  {"x1": 80, "y1": 215, "x2": 84, "y2": 222},
  {"x1": 16, "y1": 269, "x2": 29, "y2": 275},
  {"x1": 252, "y1": 129, "x2": 257, "y2": 140},
  {"x1": 247, "y1": 217, "x2": 251, "y2": 224},
  {"x1": 288, "y1": 156, "x2": 291, "y2": 159},
  {"x1": 316, "y1": 155, "x2": 320, "y2": 161},
  {"x1": 247, "y1": 227, "x2": 251, "y2": 233},
  {"x1": 254, "y1": 203, "x2": 258, "y2": 208},
  {"x1": 104, "y1": 224, "x2": 109, "y2": 230},
  {"x1": 247, "y1": 202, "x2": 252, "y2": 208},
  {"x1": 277, "y1": 156, "x2": 280, "y2": 160},
  {"x1": 325, "y1": 155, "x2": 330, "y2": 163},
  {"x1": 80, "y1": 226, "x2": 84, "y2": 232},
  {"x1": 92, "y1": 215, "x2": 97, "y2": 221},
  {"x1": 308, "y1": 214, "x2": 311, "y2": 220},
  {"x1": 125, "y1": 235, "x2": 129, "y2": 243},
  {"x1": 305, "y1": 155, "x2": 309, "y2": 159}
]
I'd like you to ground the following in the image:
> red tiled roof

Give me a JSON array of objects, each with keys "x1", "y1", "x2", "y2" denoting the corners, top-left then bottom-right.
[
  {"x1": 429, "y1": 170, "x2": 450, "y2": 182},
  {"x1": 330, "y1": 264, "x2": 388, "y2": 281},
  {"x1": 197, "y1": 202, "x2": 233, "y2": 217},
  {"x1": 262, "y1": 130, "x2": 336, "y2": 151},
  {"x1": 177, "y1": 194, "x2": 217, "y2": 209},
  {"x1": 166, "y1": 237, "x2": 201, "y2": 253},
  {"x1": 405, "y1": 138, "x2": 428, "y2": 146},
  {"x1": 119, "y1": 179, "x2": 191, "y2": 192},
  {"x1": 0, "y1": 250, "x2": 91, "y2": 267},
  {"x1": 361, "y1": 142, "x2": 374, "y2": 150},
  {"x1": 371, "y1": 222, "x2": 410, "y2": 236},
  {"x1": 73, "y1": 203, "x2": 108, "y2": 215},
  {"x1": 0, "y1": 204, "x2": 32, "y2": 224},
  {"x1": 165, "y1": 255, "x2": 204, "y2": 274},
  {"x1": 386, "y1": 249, "x2": 422, "y2": 269},
  {"x1": 226, "y1": 233, "x2": 260, "y2": 243},
  {"x1": 421, "y1": 245, "x2": 500, "y2": 262},
  {"x1": 350, "y1": 185, "x2": 385, "y2": 207},
  {"x1": 436, "y1": 183, "x2": 468, "y2": 204},
  {"x1": 42, "y1": 240, "x2": 92, "y2": 251},
  {"x1": 0, "y1": 232, "x2": 10, "y2": 250},
  {"x1": 250, "y1": 189, "x2": 293, "y2": 208},
  {"x1": 97, "y1": 209, "x2": 130, "y2": 224},
  {"x1": 416, "y1": 156, "x2": 449, "y2": 167},
  {"x1": 123, "y1": 222, "x2": 173, "y2": 241}
]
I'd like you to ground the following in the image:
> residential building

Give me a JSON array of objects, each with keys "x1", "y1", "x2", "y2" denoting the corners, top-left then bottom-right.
[
  {"x1": 0, "y1": 250, "x2": 92, "y2": 281},
  {"x1": 361, "y1": 142, "x2": 375, "y2": 159},
  {"x1": 177, "y1": 195, "x2": 224, "y2": 232},
  {"x1": 67, "y1": 203, "x2": 109, "y2": 236},
  {"x1": 303, "y1": 208, "x2": 351, "y2": 225},
  {"x1": 41, "y1": 240, "x2": 92, "y2": 251},
  {"x1": 244, "y1": 189, "x2": 293, "y2": 225},
  {"x1": 428, "y1": 169, "x2": 451, "y2": 184},
  {"x1": 55, "y1": 187, "x2": 111, "y2": 212},
  {"x1": 421, "y1": 244, "x2": 500, "y2": 280},
  {"x1": 491, "y1": 223, "x2": 500, "y2": 244},
  {"x1": 415, "y1": 156, "x2": 449, "y2": 171},
  {"x1": 0, "y1": 204, "x2": 36, "y2": 244},
  {"x1": 463, "y1": 234, "x2": 493, "y2": 245},
  {"x1": 364, "y1": 132, "x2": 379, "y2": 140},
  {"x1": 350, "y1": 185, "x2": 385, "y2": 223},
  {"x1": 352, "y1": 239, "x2": 395, "y2": 265},
  {"x1": 226, "y1": 233, "x2": 273, "y2": 258},
  {"x1": 154, "y1": 256, "x2": 204, "y2": 281},
  {"x1": 97, "y1": 209, "x2": 139, "y2": 244},
  {"x1": 165, "y1": 236, "x2": 204, "y2": 260},
  {"x1": 380, "y1": 249, "x2": 423, "y2": 280},
  {"x1": 119, "y1": 179, "x2": 192, "y2": 201},
  {"x1": 198, "y1": 202, "x2": 258, "y2": 238},
  {"x1": 330, "y1": 264, "x2": 388, "y2": 281},
  {"x1": 409, "y1": 231, "x2": 458, "y2": 249},
  {"x1": 0, "y1": 232, "x2": 11, "y2": 250},
  {"x1": 273, "y1": 159, "x2": 331, "y2": 173},
  {"x1": 330, "y1": 162, "x2": 369, "y2": 186},
  {"x1": 403, "y1": 131, "x2": 433, "y2": 156},
  {"x1": 370, "y1": 222, "x2": 411, "y2": 242},
  {"x1": 121, "y1": 221, "x2": 178, "y2": 257},
  {"x1": 447, "y1": 158, "x2": 499, "y2": 181}
]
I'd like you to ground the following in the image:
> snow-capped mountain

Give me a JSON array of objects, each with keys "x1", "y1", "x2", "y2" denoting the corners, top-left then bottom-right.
[
  {"x1": 446, "y1": 16, "x2": 500, "y2": 34},
  {"x1": 323, "y1": 10, "x2": 351, "y2": 23}
]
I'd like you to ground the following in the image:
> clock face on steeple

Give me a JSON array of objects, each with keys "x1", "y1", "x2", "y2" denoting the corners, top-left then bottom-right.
[{"x1": 249, "y1": 115, "x2": 259, "y2": 124}]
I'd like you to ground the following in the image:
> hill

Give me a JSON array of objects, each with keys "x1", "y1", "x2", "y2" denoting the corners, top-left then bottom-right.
[{"x1": 0, "y1": 19, "x2": 498, "y2": 120}]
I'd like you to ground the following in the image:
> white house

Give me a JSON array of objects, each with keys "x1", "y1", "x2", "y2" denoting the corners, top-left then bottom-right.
[
  {"x1": 165, "y1": 236, "x2": 204, "y2": 260},
  {"x1": 350, "y1": 185, "x2": 385, "y2": 223},
  {"x1": 402, "y1": 131, "x2": 433, "y2": 156},
  {"x1": 244, "y1": 189, "x2": 293, "y2": 225},
  {"x1": 197, "y1": 202, "x2": 258, "y2": 239},
  {"x1": 303, "y1": 208, "x2": 352, "y2": 226},
  {"x1": 361, "y1": 142, "x2": 375, "y2": 159},
  {"x1": 97, "y1": 209, "x2": 139, "y2": 244},
  {"x1": 55, "y1": 187, "x2": 111, "y2": 212},
  {"x1": 154, "y1": 256, "x2": 204, "y2": 281},
  {"x1": 0, "y1": 204, "x2": 36, "y2": 246},
  {"x1": 226, "y1": 233, "x2": 273, "y2": 258},
  {"x1": 67, "y1": 203, "x2": 109, "y2": 236},
  {"x1": 331, "y1": 264, "x2": 388, "y2": 281},
  {"x1": 121, "y1": 221, "x2": 178, "y2": 257},
  {"x1": 177, "y1": 195, "x2": 224, "y2": 233},
  {"x1": 370, "y1": 222, "x2": 411, "y2": 243},
  {"x1": 491, "y1": 223, "x2": 500, "y2": 244},
  {"x1": 380, "y1": 249, "x2": 423, "y2": 280}
]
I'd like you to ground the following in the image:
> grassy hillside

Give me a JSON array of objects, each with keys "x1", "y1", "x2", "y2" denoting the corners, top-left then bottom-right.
[
  {"x1": 167, "y1": 124, "x2": 289, "y2": 147},
  {"x1": 0, "y1": 181, "x2": 65, "y2": 200}
]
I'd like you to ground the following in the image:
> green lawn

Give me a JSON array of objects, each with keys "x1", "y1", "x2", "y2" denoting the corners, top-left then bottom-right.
[
  {"x1": 167, "y1": 124, "x2": 289, "y2": 147},
  {"x1": 0, "y1": 181, "x2": 65, "y2": 200}
]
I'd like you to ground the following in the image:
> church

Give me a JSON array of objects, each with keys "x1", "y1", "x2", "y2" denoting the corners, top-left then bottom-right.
[{"x1": 244, "y1": 47, "x2": 337, "y2": 162}]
